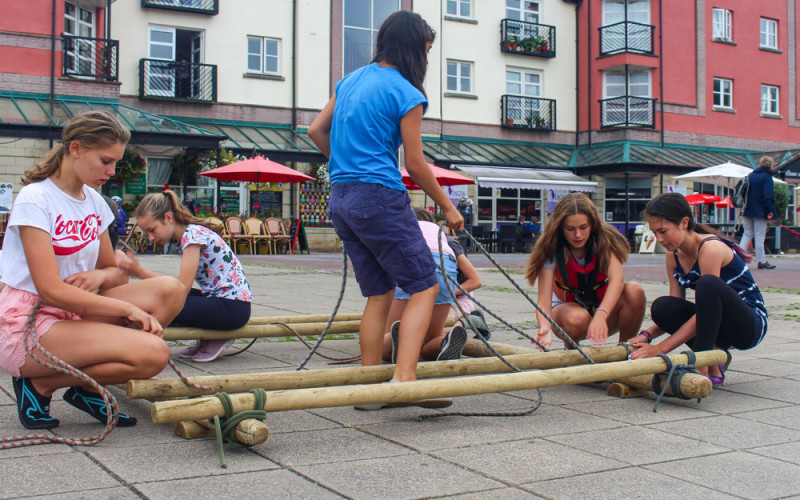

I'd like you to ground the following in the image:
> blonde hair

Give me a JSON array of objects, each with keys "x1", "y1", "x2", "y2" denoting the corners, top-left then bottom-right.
[
  {"x1": 758, "y1": 155, "x2": 774, "y2": 169},
  {"x1": 23, "y1": 110, "x2": 131, "y2": 185},
  {"x1": 525, "y1": 192, "x2": 630, "y2": 286},
  {"x1": 135, "y1": 190, "x2": 222, "y2": 233}
]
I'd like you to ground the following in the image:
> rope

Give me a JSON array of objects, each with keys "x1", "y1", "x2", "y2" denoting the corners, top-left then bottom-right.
[
  {"x1": 2, "y1": 301, "x2": 119, "y2": 449},
  {"x1": 212, "y1": 388, "x2": 267, "y2": 468},
  {"x1": 651, "y1": 351, "x2": 700, "y2": 413},
  {"x1": 268, "y1": 322, "x2": 360, "y2": 364},
  {"x1": 295, "y1": 249, "x2": 349, "y2": 371}
]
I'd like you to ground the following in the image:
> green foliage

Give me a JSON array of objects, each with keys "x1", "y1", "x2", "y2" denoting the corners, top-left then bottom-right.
[
  {"x1": 774, "y1": 182, "x2": 790, "y2": 223},
  {"x1": 169, "y1": 150, "x2": 203, "y2": 186},
  {"x1": 114, "y1": 148, "x2": 145, "y2": 183}
]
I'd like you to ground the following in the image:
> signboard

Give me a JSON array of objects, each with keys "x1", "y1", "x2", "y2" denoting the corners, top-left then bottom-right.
[
  {"x1": 0, "y1": 183, "x2": 12, "y2": 212},
  {"x1": 639, "y1": 227, "x2": 656, "y2": 253},
  {"x1": 250, "y1": 189, "x2": 282, "y2": 217},
  {"x1": 107, "y1": 179, "x2": 123, "y2": 198},
  {"x1": 219, "y1": 189, "x2": 240, "y2": 215},
  {"x1": 667, "y1": 185, "x2": 687, "y2": 195},
  {"x1": 125, "y1": 172, "x2": 146, "y2": 195},
  {"x1": 445, "y1": 184, "x2": 469, "y2": 206}
]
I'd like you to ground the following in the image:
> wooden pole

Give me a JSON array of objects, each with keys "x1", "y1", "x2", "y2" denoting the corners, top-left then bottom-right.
[
  {"x1": 163, "y1": 320, "x2": 362, "y2": 341},
  {"x1": 129, "y1": 344, "x2": 631, "y2": 399},
  {"x1": 461, "y1": 339, "x2": 536, "y2": 357},
  {"x1": 173, "y1": 419, "x2": 269, "y2": 445},
  {"x1": 151, "y1": 350, "x2": 728, "y2": 424},
  {"x1": 608, "y1": 373, "x2": 712, "y2": 399},
  {"x1": 246, "y1": 313, "x2": 362, "y2": 325}
]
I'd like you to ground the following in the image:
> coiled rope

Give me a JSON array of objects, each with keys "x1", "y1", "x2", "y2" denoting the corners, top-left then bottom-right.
[{"x1": 212, "y1": 388, "x2": 268, "y2": 468}]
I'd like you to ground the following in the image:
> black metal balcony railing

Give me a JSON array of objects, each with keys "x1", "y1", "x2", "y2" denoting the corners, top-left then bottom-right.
[
  {"x1": 141, "y1": 0, "x2": 218, "y2": 15},
  {"x1": 139, "y1": 59, "x2": 217, "y2": 103},
  {"x1": 500, "y1": 19, "x2": 556, "y2": 58},
  {"x1": 600, "y1": 96, "x2": 656, "y2": 128},
  {"x1": 598, "y1": 21, "x2": 654, "y2": 55},
  {"x1": 62, "y1": 35, "x2": 118, "y2": 81},
  {"x1": 501, "y1": 95, "x2": 556, "y2": 131}
]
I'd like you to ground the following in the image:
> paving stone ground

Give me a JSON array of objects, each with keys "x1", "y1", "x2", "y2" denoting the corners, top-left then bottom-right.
[{"x1": 1, "y1": 252, "x2": 799, "y2": 500}]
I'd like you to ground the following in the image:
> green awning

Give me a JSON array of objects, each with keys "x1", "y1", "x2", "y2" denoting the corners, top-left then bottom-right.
[
  {"x1": 174, "y1": 118, "x2": 325, "y2": 163},
  {"x1": 0, "y1": 93, "x2": 224, "y2": 148},
  {"x1": 423, "y1": 136, "x2": 574, "y2": 168}
]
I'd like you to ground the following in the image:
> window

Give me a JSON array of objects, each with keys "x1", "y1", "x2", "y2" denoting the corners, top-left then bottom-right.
[
  {"x1": 602, "y1": 0, "x2": 650, "y2": 25},
  {"x1": 446, "y1": 60, "x2": 472, "y2": 94},
  {"x1": 603, "y1": 70, "x2": 651, "y2": 98},
  {"x1": 506, "y1": 68, "x2": 542, "y2": 126},
  {"x1": 506, "y1": 0, "x2": 539, "y2": 23},
  {"x1": 343, "y1": 0, "x2": 399, "y2": 75},
  {"x1": 602, "y1": 70, "x2": 652, "y2": 126},
  {"x1": 761, "y1": 85, "x2": 779, "y2": 115},
  {"x1": 64, "y1": 2, "x2": 95, "y2": 76},
  {"x1": 604, "y1": 177, "x2": 651, "y2": 223},
  {"x1": 712, "y1": 8, "x2": 732, "y2": 41},
  {"x1": 760, "y1": 18, "x2": 778, "y2": 49},
  {"x1": 477, "y1": 186, "x2": 541, "y2": 226},
  {"x1": 713, "y1": 77, "x2": 733, "y2": 109},
  {"x1": 65, "y1": 2, "x2": 94, "y2": 37},
  {"x1": 446, "y1": 0, "x2": 471, "y2": 18},
  {"x1": 247, "y1": 36, "x2": 280, "y2": 75}
]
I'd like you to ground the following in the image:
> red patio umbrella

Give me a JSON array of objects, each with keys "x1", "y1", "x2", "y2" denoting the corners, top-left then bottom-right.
[
  {"x1": 715, "y1": 195, "x2": 735, "y2": 208},
  {"x1": 200, "y1": 156, "x2": 315, "y2": 215},
  {"x1": 400, "y1": 164, "x2": 474, "y2": 190},
  {"x1": 684, "y1": 193, "x2": 721, "y2": 206}
]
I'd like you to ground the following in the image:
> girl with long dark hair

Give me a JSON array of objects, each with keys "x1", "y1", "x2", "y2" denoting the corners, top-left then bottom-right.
[
  {"x1": 631, "y1": 193, "x2": 767, "y2": 384},
  {"x1": 309, "y1": 11, "x2": 463, "y2": 389}
]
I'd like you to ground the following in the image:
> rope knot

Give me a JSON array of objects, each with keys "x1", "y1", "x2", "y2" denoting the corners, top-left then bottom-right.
[{"x1": 212, "y1": 388, "x2": 268, "y2": 468}]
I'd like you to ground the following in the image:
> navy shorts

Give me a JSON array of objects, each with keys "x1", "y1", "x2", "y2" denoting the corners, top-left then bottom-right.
[{"x1": 328, "y1": 181, "x2": 438, "y2": 297}]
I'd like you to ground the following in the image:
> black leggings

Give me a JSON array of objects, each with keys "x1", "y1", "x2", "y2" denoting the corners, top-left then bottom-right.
[
  {"x1": 651, "y1": 274, "x2": 754, "y2": 351},
  {"x1": 171, "y1": 288, "x2": 251, "y2": 330}
]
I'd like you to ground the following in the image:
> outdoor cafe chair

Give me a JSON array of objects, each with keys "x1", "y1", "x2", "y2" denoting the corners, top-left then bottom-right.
[
  {"x1": 265, "y1": 217, "x2": 292, "y2": 254},
  {"x1": 225, "y1": 217, "x2": 254, "y2": 254},
  {"x1": 244, "y1": 216, "x2": 273, "y2": 254}
]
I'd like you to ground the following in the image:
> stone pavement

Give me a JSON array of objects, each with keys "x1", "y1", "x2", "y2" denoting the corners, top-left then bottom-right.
[{"x1": 1, "y1": 252, "x2": 799, "y2": 499}]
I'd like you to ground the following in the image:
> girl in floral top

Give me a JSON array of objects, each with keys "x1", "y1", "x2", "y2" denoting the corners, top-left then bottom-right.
[{"x1": 117, "y1": 190, "x2": 252, "y2": 362}]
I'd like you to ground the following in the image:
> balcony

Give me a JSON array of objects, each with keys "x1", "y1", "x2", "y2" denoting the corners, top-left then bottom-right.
[
  {"x1": 501, "y1": 95, "x2": 556, "y2": 131},
  {"x1": 600, "y1": 96, "x2": 656, "y2": 128},
  {"x1": 139, "y1": 59, "x2": 217, "y2": 103},
  {"x1": 598, "y1": 21, "x2": 654, "y2": 55},
  {"x1": 140, "y1": 0, "x2": 218, "y2": 15},
  {"x1": 62, "y1": 36, "x2": 118, "y2": 81},
  {"x1": 500, "y1": 19, "x2": 556, "y2": 58}
]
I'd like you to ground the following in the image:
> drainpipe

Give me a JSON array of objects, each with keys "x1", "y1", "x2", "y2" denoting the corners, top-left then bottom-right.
[
  {"x1": 659, "y1": 0, "x2": 664, "y2": 146},
  {"x1": 587, "y1": 0, "x2": 592, "y2": 147},
  {"x1": 575, "y1": 2, "x2": 580, "y2": 149},
  {"x1": 290, "y1": 0, "x2": 297, "y2": 218},
  {"x1": 106, "y1": 0, "x2": 111, "y2": 38},
  {"x1": 49, "y1": 0, "x2": 56, "y2": 147}
]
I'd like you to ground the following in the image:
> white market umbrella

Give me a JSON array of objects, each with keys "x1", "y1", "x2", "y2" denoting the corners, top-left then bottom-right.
[{"x1": 674, "y1": 162, "x2": 787, "y2": 187}]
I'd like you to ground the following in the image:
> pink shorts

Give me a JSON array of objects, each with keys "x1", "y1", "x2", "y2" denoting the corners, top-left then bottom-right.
[{"x1": 0, "y1": 285, "x2": 81, "y2": 377}]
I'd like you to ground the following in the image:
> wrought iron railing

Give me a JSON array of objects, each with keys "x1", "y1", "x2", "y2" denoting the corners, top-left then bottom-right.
[
  {"x1": 501, "y1": 95, "x2": 556, "y2": 131},
  {"x1": 598, "y1": 21, "x2": 654, "y2": 55},
  {"x1": 139, "y1": 59, "x2": 217, "y2": 103},
  {"x1": 141, "y1": 0, "x2": 218, "y2": 15},
  {"x1": 62, "y1": 36, "x2": 118, "y2": 81},
  {"x1": 500, "y1": 19, "x2": 556, "y2": 58},
  {"x1": 600, "y1": 96, "x2": 656, "y2": 128}
]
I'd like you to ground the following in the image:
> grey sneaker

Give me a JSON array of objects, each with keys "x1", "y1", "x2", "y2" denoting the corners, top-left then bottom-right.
[
  {"x1": 177, "y1": 340, "x2": 202, "y2": 359},
  {"x1": 437, "y1": 325, "x2": 468, "y2": 361},
  {"x1": 191, "y1": 339, "x2": 234, "y2": 362},
  {"x1": 390, "y1": 320, "x2": 400, "y2": 364}
]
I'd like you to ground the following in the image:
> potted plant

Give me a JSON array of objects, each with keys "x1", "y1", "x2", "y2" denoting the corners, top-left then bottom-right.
[{"x1": 505, "y1": 35, "x2": 519, "y2": 51}]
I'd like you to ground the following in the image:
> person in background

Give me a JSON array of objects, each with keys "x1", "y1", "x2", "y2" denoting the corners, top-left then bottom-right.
[
  {"x1": 739, "y1": 156, "x2": 777, "y2": 270},
  {"x1": 102, "y1": 195, "x2": 120, "y2": 249},
  {"x1": 111, "y1": 195, "x2": 127, "y2": 247}
]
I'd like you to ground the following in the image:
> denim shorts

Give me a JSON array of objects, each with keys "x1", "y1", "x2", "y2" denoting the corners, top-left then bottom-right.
[
  {"x1": 328, "y1": 182, "x2": 438, "y2": 297},
  {"x1": 395, "y1": 252, "x2": 458, "y2": 304}
]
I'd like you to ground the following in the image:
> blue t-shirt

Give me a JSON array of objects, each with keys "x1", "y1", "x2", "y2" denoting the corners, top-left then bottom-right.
[{"x1": 329, "y1": 63, "x2": 427, "y2": 191}]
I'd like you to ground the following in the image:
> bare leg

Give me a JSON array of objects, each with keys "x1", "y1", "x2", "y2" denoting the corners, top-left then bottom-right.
[
  {"x1": 84, "y1": 276, "x2": 185, "y2": 327},
  {"x1": 606, "y1": 282, "x2": 646, "y2": 342},
  {"x1": 382, "y1": 299, "x2": 408, "y2": 362},
  {"x1": 552, "y1": 303, "x2": 591, "y2": 347},
  {"x1": 420, "y1": 304, "x2": 455, "y2": 360},
  {"x1": 19, "y1": 320, "x2": 170, "y2": 396},
  {"x1": 393, "y1": 285, "x2": 437, "y2": 381},
  {"x1": 360, "y1": 290, "x2": 394, "y2": 367}
]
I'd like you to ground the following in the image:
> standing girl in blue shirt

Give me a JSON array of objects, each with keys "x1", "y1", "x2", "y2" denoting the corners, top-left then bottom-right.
[
  {"x1": 309, "y1": 11, "x2": 463, "y2": 384},
  {"x1": 631, "y1": 193, "x2": 767, "y2": 384}
]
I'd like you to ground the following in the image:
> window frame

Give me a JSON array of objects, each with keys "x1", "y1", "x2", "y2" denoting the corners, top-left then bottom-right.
[
  {"x1": 602, "y1": 69, "x2": 651, "y2": 98},
  {"x1": 760, "y1": 18, "x2": 778, "y2": 49},
  {"x1": 246, "y1": 36, "x2": 281, "y2": 76},
  {"x1": 712, "y1": 8, "x2": 732, "y2": 42},
  {"x1": 506, "y1": 0, "x2": 540, "y2": 24},
  {"x1": 446, "y1": 0, "x2": 472, "y2": 19},
  {"x1": 761, "y1": 84, "x2": 779, "y2": 115},
  {"x1": 446, "y1": 59, "x2": 474, "y2": 94},
  {"x1": 342, "y1": 0, "x2": 400, "y2": 76},
  {"x1": 712, "y1": 77, "x2": 733, "y2": 109},
  {"x1": 602, "y1": 0, "x2": 650, "y2": 26}
]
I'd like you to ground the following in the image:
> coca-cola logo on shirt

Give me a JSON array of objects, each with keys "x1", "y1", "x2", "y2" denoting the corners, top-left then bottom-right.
[{"x1": 52, "y1": 213, "x2": 101, "y2": 255}]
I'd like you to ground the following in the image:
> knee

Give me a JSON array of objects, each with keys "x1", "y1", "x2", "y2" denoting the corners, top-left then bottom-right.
[
  {"x1": 621, "y1": 282, "x2": 646, "y2": 309},
  {"x1": 561, "y1": 309, "x2": 591, "y2": 333},
  {"x1": 154, "y1": 277, "x2": 187, "y2": 310},
  {"x1": 138, "y1": 338, "x2": 170, "y2": 378},
  {"x1": 650, "y1": 296, "x2": 671, "y2": 323},
  {"x1": 695, "y1": 274, "x2": 723, "y2": 294}
]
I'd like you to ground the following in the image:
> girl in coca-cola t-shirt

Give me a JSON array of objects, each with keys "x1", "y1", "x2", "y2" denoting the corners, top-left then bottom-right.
[{"x1": 0, "y1": 111, "x2": 185, "y2": 430}]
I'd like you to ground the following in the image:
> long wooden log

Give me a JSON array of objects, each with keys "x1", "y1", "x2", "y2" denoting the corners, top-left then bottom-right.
[
  {"x1": 462, "y1": 340, "x2": 536, "y2": 357},
  {"x1": 609, "y1": 373, "x2": 712, "y2": 399},
  {"x1": 151, "y1": 350, "x2": 728, "y2": 424},
  {"x1": 163, "y1": 320, "x2": 362, "y2": 341},
  {"x1": 128, "y1": 345, "x2": 632, "y2": 399},
  {"x1": 246, "y1": 313, "x2": 362, "y2": 325},
  {"x1": 173, "y1": 419, "x2": 270, "y2": 445}
]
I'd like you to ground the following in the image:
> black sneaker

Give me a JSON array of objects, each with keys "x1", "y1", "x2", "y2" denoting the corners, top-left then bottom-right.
[
  {"x1": 12, "y1": 377, "x2": 59, "y2": 430},
  {"x1": 63, "y1": 386, "x2": 137, "y2": 427},
  {"x1": 390, "y1": 320, "x2": 400, "y2": 364},
  {"x1": 757, "y1": 261, "x2": 776, "y2": 269},
  {"x1": 437, "y1": 325, "x2": 468, "y2": 361}
]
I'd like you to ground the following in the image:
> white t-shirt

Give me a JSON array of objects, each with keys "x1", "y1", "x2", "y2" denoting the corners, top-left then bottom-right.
[{"x1": 0, "y1": 178, "x2": 114, "y2": 294}]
